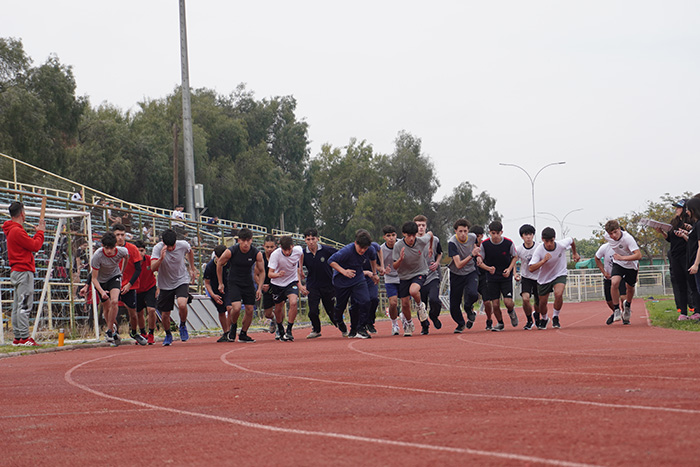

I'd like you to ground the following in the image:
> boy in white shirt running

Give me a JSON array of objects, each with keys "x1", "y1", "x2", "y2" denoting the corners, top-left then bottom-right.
[
  {"x1": 529, "y1": 227, "x2": 579, "y2": 329},
  {"x1": 603, "y1": 220, "x2": 642, "y2": 325},
  {"x1": 514, "y1": 224, "x2": 539, "y2": 330}
]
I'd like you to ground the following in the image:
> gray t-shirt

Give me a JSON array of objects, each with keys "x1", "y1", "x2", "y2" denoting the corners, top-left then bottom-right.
[
  {"x1": 381, "y1": 243, "x2": 399, "y2": 285},
  {"x1": 422, "y1": 235, "x2": 442, "y2": 283},
  {"x1": 448, "y1": 233, "x2": 477, "y2": 275},
  {"x1": 91, "y1": 246, "x2": 129, "y2": 283},
  {"x1": 152, "y1": 240, "x2": 192, "y2": 290},
  {"x1": 392, "y1": 235, "x2": 432, "y2": 281}
]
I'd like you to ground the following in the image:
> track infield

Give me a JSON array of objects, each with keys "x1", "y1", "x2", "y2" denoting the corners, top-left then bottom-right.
[{"x1": 2, "y1": 299, "x2": 699, "y2": 466}]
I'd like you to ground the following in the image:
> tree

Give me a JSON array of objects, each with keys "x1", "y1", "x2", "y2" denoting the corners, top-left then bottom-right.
[{"x1": 433, "y1": 181, "x2": 500, "y2": 242}]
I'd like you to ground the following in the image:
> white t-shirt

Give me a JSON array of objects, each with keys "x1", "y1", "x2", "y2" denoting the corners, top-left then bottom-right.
[
  {"x1": 269, "y1": 245, "x2": 303, "y2": 287},
  {"x1": 152, "y1": 240, "x2": 192, "y2": 290},
  {"x1": 595, "y1": 243, "x2": 614, "y2": 276},
  {"x1": 604, "y1": 231, "x2": 640, "y2": 270},
  {"x1": 530, "y1": 238, "x2": 573, "y2": 285},
  {"x1": 516, "y1": 242, "x2": 540, "y2": 281}
]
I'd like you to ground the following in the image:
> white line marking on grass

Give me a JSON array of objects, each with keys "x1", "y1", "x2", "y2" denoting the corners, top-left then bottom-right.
[{"x1": 64, "y1": 352, "x2": 599, "y2": 467}]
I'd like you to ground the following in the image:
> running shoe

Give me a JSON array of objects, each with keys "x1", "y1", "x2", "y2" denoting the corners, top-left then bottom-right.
[
  {"x1": 537, "y1": 318, "x2": 549, "y2": 330},
  {"x1": 147, "y1": 333, "x2": 155, "y2": 345},
  {"x1": 229, "y1": 325, "x2": 237, "y2": 342},
  {"x1": 306, "y1": 331, "x2": 322, "y2": 339},
  {"x1": 268, "y1": 320, "x2": 277, "y2": 334},
  {"x1": 348, "y1": 329, "x2": 358, "y2": 338},
  {"x1": 275, "y1": 328, "x2": 280, "y2": 340},
  {"x1": 606, "y1": 313, "x2": 615, "y2": 325},
  {"x1": 19, "y1": 337, "x2": 39, "y2": 346},
  {"x1": 366, "y1": 323, "x2": 377, "y2": 334},
  {"x1": 112, "y1": 332, "x2": 121, "y2": 345},
  {"x1": 622, "y1": 301, "x2": 631, "y2": 325},
  {"x1": 466, "y1": 308, "x2": 476, "y2": 323},
  {"x1": 689, "y1": 312, "x2": 700, "y2": 320},
  {"x1": 523, "y1": 320, "x2": 534, "y2": 330},
  {"x1": 356, "y1": 328, "x2": 371, "y2": 339},
  {"x1": 12, "y1": 338, "x2": 21, "y2": 346},
  {"x1": 105, "y1": 332, "x2": 115, "y2": 344},
  {"x1": 238, "y1": 332, "x2": 255, "y2": 343},
  {"x1": 216, "y1": 334, "x2": 230, "y2": 342},
  {"x1": 491, "y1": 322, "x2": 505, "y2": 332},
  {"x1": 552, "y1": 316, "x2": 560, "y2": 329},
  {"x1": 179, "y1": 324, "x2": 189, "y2": 342},
  {"x1": 454, "y1": 323, "x2": 466, "y2": 334},
  {"x1": 507, "y1": 309, "x2": 519, "y2": 327},
  {"x1": 285, "y1": 330, "x2": 294, "y2": 341},
  {"x1": 133, "y1": 333, "x2": 148, "y2": 346},
  {"x1": 420, "y1": 321, "x2": 429, "y2": 335},
  {"x1": 338, "y1": 321, "x2": 348, "y2": 337},
  {"x1": 404, "y1": 320, "x2": 414, "y2": 337},
  {"x1": 466, "y1": 319, "x2": 474, "y2": 329},
  {"x1": 391, "y1": 320, "x2": 400, "y2": 336},
  {"x1": 485, "y1": 319, "x2": 493, "y2": 331},
  {"x1": 431, "y1": 314, "x2": 442, "y2": 330},
  {"x1": 280, "y1": 332, "x2": 293, "y2": 342},
  {"x1": 162, "y1": 334, "x2": 173, "y2": 346},
  {"x1": 678, "y1": 314, "x2": 690, "y2": 321},
  {"x1": 417, "y1": 302, "x2": 428, "y2": 322},
  {"x1": 613, "y1": 309, "x2": 622, "y2": 322}
]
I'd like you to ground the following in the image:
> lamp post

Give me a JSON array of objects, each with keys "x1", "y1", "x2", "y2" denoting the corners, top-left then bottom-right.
[
  {"x1": 538, "y1": 208, "x2": 583, "y2": 237},
  {"x1": 499, "y1": 161, "x2": 566, "y2": 229}
]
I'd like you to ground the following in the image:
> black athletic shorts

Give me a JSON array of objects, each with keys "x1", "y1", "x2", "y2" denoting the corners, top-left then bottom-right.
[
  {"x1": 261, "y1": 290, "x2": 274, "y2": 310},
  {"x1": 136, "y1": 286, "x2": 157, "y2": 311},
  {"x1": 270, "y1": 281, "x2": 299, "y2": 305},
  {"x1": 520, "y1": 277, "x2": 539, "y2": 298},
  {"x1": 484, "y1": 280, "x2": 513, "y2": 301},
  {"x1": 120, "y1": 289, "x2": 137, "y2": 309},
  {"x1": 99, "y1": 276, "x2": 121, "y2": 302},
  {"x1": 398, "y1": 275, "x2": 425, "y2": 299},
  {"x1": 611, "y1": 263, "x2": 638, "y2": 287},
  {"x1": 156, "y1": 283, "x2": 189, "y2": 312},
  {"x1": 603, "y1": 278, "x2": 627, "y2": 302},
  {"x1": 227, "y1": 282, "x2": 257, "y2": 306}
]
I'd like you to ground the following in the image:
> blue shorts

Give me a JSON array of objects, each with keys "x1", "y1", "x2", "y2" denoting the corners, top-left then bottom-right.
[{"x1": 385, "y1": 283, "x2": 399, "y2": 298}]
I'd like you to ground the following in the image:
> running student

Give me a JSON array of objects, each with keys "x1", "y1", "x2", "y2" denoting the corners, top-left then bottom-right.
[
  {"x1": 595, "y1": 242, "x2": 627, "y2": 319},
  {"x1": 478, "y1": 221, "x2": 518, "y2": 332},
  {"x1": 392, "y1": 221, "x2": 434, "y2": 337},
  {"x1": 151, "y1": 229, "x2": 197, "y2": 346},
  {"x1": 529, "y1": 227, "x2": 579, "y2": 329},
  {"x1": 471, "y1": 225, "x2": 491, "y2": 320},
  {"x1": 216, "y1": 228, "x2": 264, "y2": 343},
  {"x1": 90, "y1": 232, "x2": 128, "y2": 345},
  {"x1": 260, "y1": 235, "x2": 278, "y2": 336},
  {"x1": 268, "y1": 236, "x2": 304, "y2": 341},
  {"x1": 329, "y1": 229, "x2": 378, "y2": 339},
  {"x1": 414, "y1": 215, "x2": 443, "y2": 335},
  {"x1": 3, "y1": 200, "x2": 45, "y2": 346},
  {"x1": 357, "y1": 241, "x2": 382, "y2": 335},
  {"x1": 380, "y1": 225, "x2": 402, "y2": 336},
  {"x1": 299, "y1": 228, "x2": 340, "y2": 338},
  {"x1": 203, "y1": 245, "x2": 232, "y2": 342},
  {"x1": 447, "y1": 218, "x2": 480, "y2": 333},
  {"x1": 133, "y1": 240, "x2": 158, "y2": 345},
  {"x1": 112, "y1": 224, "x2": 147, "y2": 345},
  {"x1": 514, "y1": 224, "x2": 539, "y2": 330},
  {"x1": 603, "y1": 220, "x2": 642, "y2": 325}
]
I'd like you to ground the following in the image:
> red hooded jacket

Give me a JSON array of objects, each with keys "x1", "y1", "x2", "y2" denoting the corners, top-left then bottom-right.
[{"x1": 2, "y1": 220, "x2": 44, "y2": 273}]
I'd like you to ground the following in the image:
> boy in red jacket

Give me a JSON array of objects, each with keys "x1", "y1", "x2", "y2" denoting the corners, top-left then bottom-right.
[{"x1": 2, "y1": 201, "x2": 45, "y2": 346}]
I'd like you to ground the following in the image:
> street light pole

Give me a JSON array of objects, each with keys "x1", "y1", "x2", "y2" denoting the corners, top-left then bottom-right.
[
  {"x1": 499, "y1": 161, "x2": 566, "y2": 230},
  {"x1": 538, "y1": 208, "x2": 583, "y2": 237}
]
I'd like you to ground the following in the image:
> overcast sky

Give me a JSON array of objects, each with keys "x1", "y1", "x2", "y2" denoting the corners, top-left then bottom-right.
[{"x1": 4, "y1": 1, "x2": 699, "y2": 241}]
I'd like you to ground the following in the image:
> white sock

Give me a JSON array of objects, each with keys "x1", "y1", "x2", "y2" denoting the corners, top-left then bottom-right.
[{"x1": 553, "y1": 309, "x2": 561, "y2": 317}]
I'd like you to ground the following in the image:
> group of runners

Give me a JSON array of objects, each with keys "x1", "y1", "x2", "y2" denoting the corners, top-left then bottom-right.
[{"x1": 10, "y1": 196, "x2": 688, "y2": 347}]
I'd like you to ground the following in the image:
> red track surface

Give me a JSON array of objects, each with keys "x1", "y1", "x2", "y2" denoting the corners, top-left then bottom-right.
[{"x1": 2, "y1": 299, "x2": 699, "y2": 466}]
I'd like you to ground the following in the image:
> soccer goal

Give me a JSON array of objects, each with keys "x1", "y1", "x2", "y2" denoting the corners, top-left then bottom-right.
[{"x1": 0, "y1": 203, "x2": 99, "y2": 345}]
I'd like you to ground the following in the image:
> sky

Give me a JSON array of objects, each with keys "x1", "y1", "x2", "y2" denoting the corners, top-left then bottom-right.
[{"x1": 3, "y1": 1, "x2": 699, "y2": 241}]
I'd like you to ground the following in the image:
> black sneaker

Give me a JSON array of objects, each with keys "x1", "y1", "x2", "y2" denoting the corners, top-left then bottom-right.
[
  {"x1": 454, "y1": 323, "x2": 466, "y2": 333},
  {"x1": 348, "y1": 329, "x2": 358, "y2": 338},
  {"x1": 217, "y1": 334, "x2": 230, "y2": 342},
  {"x1": 338, "y1": 321, "x2": 348, "y2": 336},
  {"x1": 356, "y1": 328, "x2": 371, "y2": 339},
  {"x1": 523, "y1": 320, "x2": 534, "y2": 330},
  {"x1": 538, "y1": 318, "x2": 549, "y2": 330},
  {"x1": 238, "y1": 332, "x2": 256, "y2": 343},
  {"x1": 431, "y1": 315, "x2": 442, "y2": 329},
  {"x1": 552, "y1": 316, "x2": 560, "y2": 329},
  {"x1": 533, "y1": 312, "x2": 541, "y2": 329},
  {"x1": 491, "y1": 322, "x2": 505, "y2": 332},
  {"x1": 466, "y1": 319, "x2": 474, "y2": 329},
  {"x1": 420, "y1": 321, "x2": 430, "y2": 335},
  {"x1": 485, "y1": 319, "x2": 493, "y2": 331},
  {"x1": 606, "y1": 313, "x2": 615, "y2": 325},
  {"x1": 229, "y1": 324, "x2": 237, "y2": 342},
  {"x1": 280, "y1": 332, "x2": 293, "y2": 342},
  {"x1": 466, "y1": 308, "x2": 477, "y2": 323},
  {"x1": 366, "y1": 323, "x2": 377, "y2": 334}
]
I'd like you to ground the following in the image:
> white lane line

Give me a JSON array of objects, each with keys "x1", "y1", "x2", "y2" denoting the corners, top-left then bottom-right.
[{"x1": 64, "y1": 352, "x2": 600, "y2": 467}]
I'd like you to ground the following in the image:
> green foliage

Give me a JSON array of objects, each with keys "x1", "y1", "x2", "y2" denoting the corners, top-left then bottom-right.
[
  {"x1": 573, "y1": 237, "x2": 602, "y2": 260},
  {"x1": 433, "y1": 181, "x2": 500, "y2": 242},
  {"x1": 646, "y1": 297, "x2": 700, "y2": 332}
]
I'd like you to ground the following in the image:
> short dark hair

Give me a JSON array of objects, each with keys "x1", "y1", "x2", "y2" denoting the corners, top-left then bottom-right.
[
  {"x1": 471, "y1": 225, "x2": 484, "y2": 236},
  {"x1": 686, "y1": 197, "x2": 700, "y2": 222},
  {"x1": 303, "y1": 228, "x2": 318, "y2": 238},
  {"x1": 402, "y1": 221, "x2": 418, "y2": 236},
  {"x1": 111, "y1": 223, "x2": 126, "y2": 232},
  {"x1": 280, "y1": 236, "x2": 294, "y2": 250},
  {"x1": 355, "y1": 229, "x2": 372, "y2": 248},
  {"x1": 453, "y1": 218, "x2": 470, "y2": 230},
  {"x1": 101, "y1": 232, "x2": 117, "y2": 248},
  {"x1": 162, "y1": 229, "x2": 177, "y2": 246},
  {"x1": 382, "y1": 225, "x2": 396, "y2": 235},
  {"x1": 488, "y1": 221, "x2": 503, "y2": 232},
  {"x1": 541, "y1": 227, "x2": 556, "y2": 240},
  {"x1": 9, "y1": 201, "x2": 23, "y2": 218},
  {"x1": 213, "y1": 244, "x2": 227, "y2": 258},
  {"x1": 604, "y1": 220, "x2": 620, "y2": 233},
  {"x1": 264, "y1": 234, "x2": 277, "y2": 244},
  {"x1": 519, "y1": 224, "x2": 536, "y2": 237},
  {"x1": 238, "y1": 228, "x2": 253, "y2": 241},
  {"x1": 133, "y1": 240, "x2": 146, "y2": 249}
]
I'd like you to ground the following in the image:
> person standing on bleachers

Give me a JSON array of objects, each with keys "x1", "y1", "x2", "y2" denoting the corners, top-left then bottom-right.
[{"x1": 3, "y1": 200, "x2": 45, "y2": 346}]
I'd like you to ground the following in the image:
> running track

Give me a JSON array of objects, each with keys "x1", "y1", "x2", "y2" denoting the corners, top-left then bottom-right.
[{"x1": 2, "y1": 299, "x2": 699, "y2": 466}]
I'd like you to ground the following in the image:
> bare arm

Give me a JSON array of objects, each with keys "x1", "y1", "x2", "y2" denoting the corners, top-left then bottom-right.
[{"x1": 216, "y1": 249, "x2": 231, "y2": 293}]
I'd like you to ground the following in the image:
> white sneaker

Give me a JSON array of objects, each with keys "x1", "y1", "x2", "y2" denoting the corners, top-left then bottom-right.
[
  {"x1": 306, "y1": 331, "x2": 322, "y2": 339},
  {"x1": 391, "y1": 320, "x2": 400, "y2": 336},
  {"x1": 622, "y1": 301, "x2": 631, "y2": 324},
  {"x1": 613, "y1": 309, "x2": 622, "y2": 322},
  {"x1": 404, "y1": 320, "x2": 414, "y2": 337},
  {"x1": 507, "y1": 309, "x2": 518, "y2": 327},
  {"x1": 417, "y1": 302, "x2": 428, "y2": 322}
]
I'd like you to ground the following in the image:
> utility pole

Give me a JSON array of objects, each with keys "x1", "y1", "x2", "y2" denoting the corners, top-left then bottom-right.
[
  {"x1": 172, "y1": 123, "x2": 179, "y2": 207},
  {"x1": 179, "y1": 0, "x2": 196, "y2": 217}
]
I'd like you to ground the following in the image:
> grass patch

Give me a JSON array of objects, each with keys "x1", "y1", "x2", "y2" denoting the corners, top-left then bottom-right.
[{"x1": 645, "y1": 296, "x2": 700, "y2": 332}]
